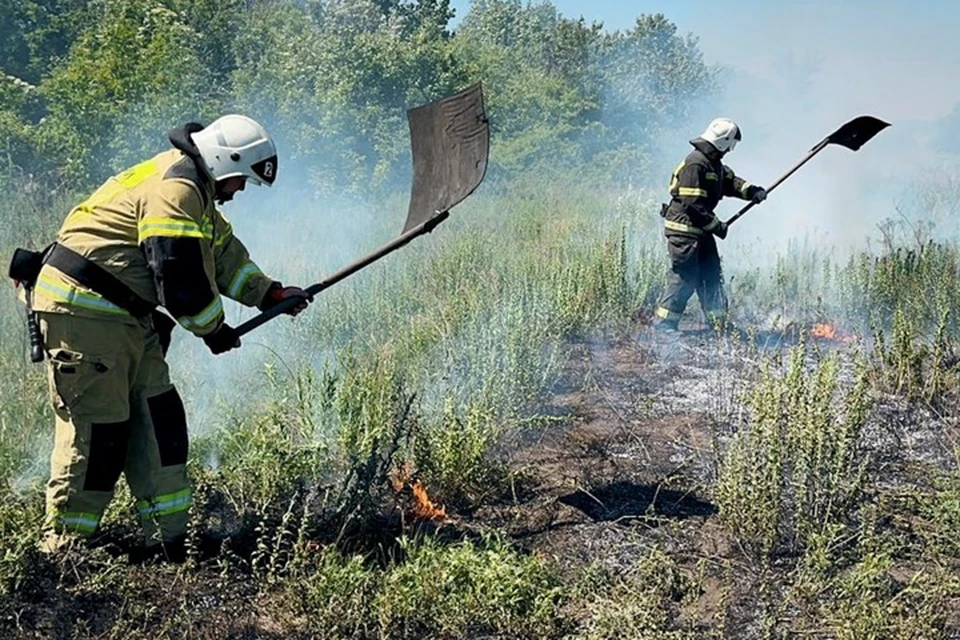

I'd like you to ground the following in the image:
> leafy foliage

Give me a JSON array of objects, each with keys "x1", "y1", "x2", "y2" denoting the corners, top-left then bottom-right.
[{"x1": 1, "y1": 0, "x2": 714, "y2": 198}]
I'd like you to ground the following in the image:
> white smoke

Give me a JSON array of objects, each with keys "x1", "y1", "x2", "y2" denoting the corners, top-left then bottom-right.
[{"x1": 143, "y1": 1, "x2": 960, "y2": 434}]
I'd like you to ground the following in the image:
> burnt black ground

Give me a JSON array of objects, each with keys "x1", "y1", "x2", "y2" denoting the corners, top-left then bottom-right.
[
  {"x1": 4, "y1": 322, "x2": 959, "y2": 638},
  {"x1": 460, "y1": 322, "x2": 960, "y2": 636}
]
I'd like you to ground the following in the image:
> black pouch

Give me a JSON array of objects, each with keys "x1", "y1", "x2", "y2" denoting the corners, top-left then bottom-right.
[
  {"x1": 9, "y1": 246, "x2": 50, "y2": 363},
  {"x1": 8, "y1": 247, "x2": 45, "y2": 285},
  {"x1": 660, "y1": 203, "x2": 669, "y2": 218}
]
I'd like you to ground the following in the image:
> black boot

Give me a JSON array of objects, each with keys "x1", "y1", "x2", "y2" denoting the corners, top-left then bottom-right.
[
  {"x1": 654, "y1": 319, "x2": 679, "y2": 333},
  {"x1": 129, "y1": 534, "x2": 187, "y2": 565}
]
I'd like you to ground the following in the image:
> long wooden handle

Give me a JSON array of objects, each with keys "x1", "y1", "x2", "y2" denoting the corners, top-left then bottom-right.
[
  {"x1": 725, "y1": 139, "x2": 829, "y2": 227},
  {"x1": 235, "y1": 211, "x2": 450, "y2": 337}
]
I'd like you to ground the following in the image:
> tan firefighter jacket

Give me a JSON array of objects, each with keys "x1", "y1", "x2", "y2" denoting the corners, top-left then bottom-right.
[{"x1": 32, "y1": 124, "x2": 275, "y2": 337}]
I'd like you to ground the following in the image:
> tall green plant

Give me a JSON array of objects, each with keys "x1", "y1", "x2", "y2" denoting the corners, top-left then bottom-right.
[{"x1": 716, "y1": 341, "x2": 871, "y2": 561}]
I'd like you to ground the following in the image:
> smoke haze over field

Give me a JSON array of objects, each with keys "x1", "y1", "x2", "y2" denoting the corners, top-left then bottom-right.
[
  {"x1": 10, "y1": 0, "x2": 960, "y2": 440},
  {"x1": 159, "y1": 1, "x2": 960, "y2": 429},
  {"x1": 187, "y1": 0, "x2": 960, "y2": 420},
  {"x1": 451, "y1": 0, "x2": 960, "y2": 252}
]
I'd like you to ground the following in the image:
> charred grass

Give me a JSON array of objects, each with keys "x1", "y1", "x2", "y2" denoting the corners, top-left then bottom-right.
[{"x1": 1, "y1": 185, "x2": 960, "y2": 637}]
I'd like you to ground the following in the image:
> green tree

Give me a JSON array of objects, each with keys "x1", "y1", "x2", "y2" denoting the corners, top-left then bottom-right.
[
  {"x1": 0, "y1": 0, "x2": 715, "y2": 197},
  {"x1": 587, "y1": 13, "x2": 718, "y2": 182},
  {"x1": 36, "y1": 0, "x2": 216, "y2": 185},
  {"x1": 453, "y1": 4, "x2": 715, "y2": 185},
  {"x1": 453, "y1": 0, "x2": 603, "y2": 179},
  {"x1": 233, "y1": 0, "x2": 465, "y2": 197},
  {"x1": 0, "y1": 0, "x2": 87, "y2": 86},
  {"x1": 0, "y1": 0, "x2": 87, "y2": 188}
]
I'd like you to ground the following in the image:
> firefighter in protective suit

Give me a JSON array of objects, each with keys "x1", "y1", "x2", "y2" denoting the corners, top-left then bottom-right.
[
  {"x1": 654, "y1": 118, "x2": 767, "y2": 332},
  {"x1": 26, "y1": 115, "x2": 311, "y2": 561}
]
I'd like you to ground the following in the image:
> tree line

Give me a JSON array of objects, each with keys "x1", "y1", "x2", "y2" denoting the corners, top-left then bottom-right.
[{"x1": 0, "y1": 0, "x2": 716, "y2": 200}]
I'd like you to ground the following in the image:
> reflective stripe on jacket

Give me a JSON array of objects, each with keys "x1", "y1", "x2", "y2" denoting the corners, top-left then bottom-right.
[
  {"x1": 33, "y1": 125, "x2": 274, "y2": 336},
  {"x1": 662, "y1": 138, "x2": 755, "y2": 237}
]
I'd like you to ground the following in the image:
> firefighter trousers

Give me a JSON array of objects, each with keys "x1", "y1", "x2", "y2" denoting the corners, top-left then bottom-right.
[
  {"x1": 655, "y1": 233, "x2": 727, "y2": 327},
  {"x1": 39, "y1": 312, "x2": 191, "y2": 550}
]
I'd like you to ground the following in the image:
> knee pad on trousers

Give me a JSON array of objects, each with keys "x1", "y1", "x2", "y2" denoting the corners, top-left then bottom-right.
[
  {"x1": 84, "y1": 421, "x2": 132, "y2": 492},
  {"x1": 147, "y1": 388, "x2": 188, "y2": 466}
]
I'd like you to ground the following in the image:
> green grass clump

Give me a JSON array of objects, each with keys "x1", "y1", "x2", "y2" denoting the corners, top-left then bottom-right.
[
  {"x1": 575, "y1": 548, "x2": 700, "y2": 640},
  {"x1": 283, "y1": 534, "x2": 566, "y2": 639},
  {"x1": 715, "y1": 339, "x2": 871, "y2": 561},
  {"x1": 822, "y1": 550, "x2": 954, "y2": 640},
  {"x1": 869, "y1": 306, "x2": 960, "y2": 406},
  {"x1": 0, "y1": 488, "x2": 44, "y2": 599},
  {"x1": 841, "y1": 242, "x2": 960, "y2": 333},
  {"x1": 374, "y1": 534, "x2": 565, "y2": 638}
]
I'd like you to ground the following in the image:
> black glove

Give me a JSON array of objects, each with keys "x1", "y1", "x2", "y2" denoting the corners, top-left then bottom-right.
[
  {"x1": 713, "y1": 221, "x2": 729, "y2": 240},
  {"x1": 202, "y1": 323, "x2": 241, "y2": 355},
  {"x1": 749, "y1": 185, "x2": 767, "y2": 204}
]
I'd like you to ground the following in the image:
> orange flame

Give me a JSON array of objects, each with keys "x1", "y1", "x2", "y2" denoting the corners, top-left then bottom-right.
[
  {"x1": 811, "y1": 323, "x2": 855, "y2": 343},
  {"x1": 811, "y1": 323, "x2": 838, "y2": 339},
  {"x1": 411, "y1": 480, "x2": 447, "y2": 521}
]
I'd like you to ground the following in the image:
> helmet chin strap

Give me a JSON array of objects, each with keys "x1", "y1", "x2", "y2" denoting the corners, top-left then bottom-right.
[{"x1": 214, "y1": 181, "x2": 235, "y2": 204}]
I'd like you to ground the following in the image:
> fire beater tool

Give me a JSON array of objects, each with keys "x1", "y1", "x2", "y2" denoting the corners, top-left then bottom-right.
[
  {"x1": 235, "y1": 83, "x2": 490, "y2": 337},
  {"x1": 725, "y1": 115, "x2": 890, "y2": 227}
]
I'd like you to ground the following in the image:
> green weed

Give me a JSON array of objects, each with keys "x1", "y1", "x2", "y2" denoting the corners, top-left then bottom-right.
[{"x1": 715, "y1": 340, "x2": 871, "y2": 561}]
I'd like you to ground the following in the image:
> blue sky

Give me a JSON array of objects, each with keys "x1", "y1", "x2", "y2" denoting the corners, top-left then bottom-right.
[
  {"x1": 448, "y1": 0, "x2": 960, "y2": 244},
  {"x1": 449, "y1": 1, "x2": 960, "y2": 123}
]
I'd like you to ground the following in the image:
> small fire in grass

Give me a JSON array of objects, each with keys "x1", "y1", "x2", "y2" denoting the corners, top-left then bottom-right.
[
  {"x1": 390, "y1": 463, "x2": 448, "y2": 522},
  {"x1": 810, "y1": 323, "x2": 855, "y2": 343},
  {"x1": 411, "y1": 480, "x2": 448, "y2": 521}
]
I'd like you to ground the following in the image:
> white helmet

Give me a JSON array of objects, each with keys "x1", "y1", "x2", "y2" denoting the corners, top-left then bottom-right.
[
  {"x1": 191, "y1": 114, "x2": 278, "y2": 186},
  {"x1": 699, "y1": 117, "x2": 742, "y2": 153}
]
